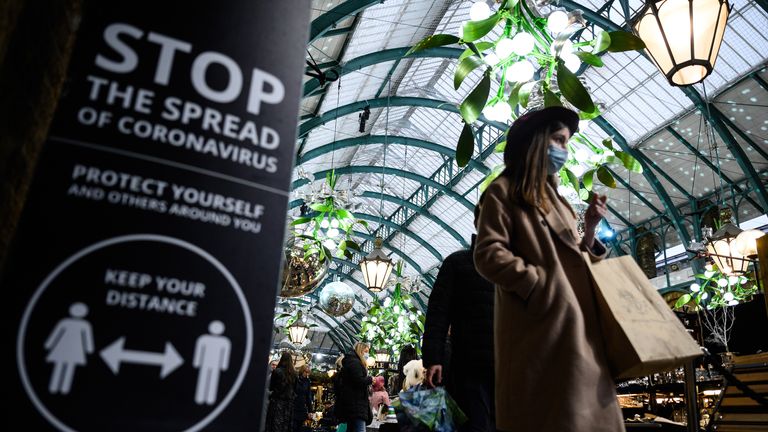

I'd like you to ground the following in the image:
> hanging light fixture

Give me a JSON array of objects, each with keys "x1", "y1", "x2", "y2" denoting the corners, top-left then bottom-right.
[
  {"x1": 706, "y1": 223, "x2": 750, "y2": 275},
  {"x1": 633, "y1": 0, "x2": 730, "y2": 86},
  {"x1": 360, "y1": 237, "x2": 394, "y2": 293},
  {"x1": 287, "y1": 311, "x2": 310, "y2": 345},
  {"x1": 375, "y1": 351, "x2": 391, "y2": 363}
]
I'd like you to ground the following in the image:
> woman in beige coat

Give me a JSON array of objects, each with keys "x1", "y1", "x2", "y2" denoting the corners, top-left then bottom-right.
[{"x1": 474, "y1": 107, "x2": 622, "y2": 432}]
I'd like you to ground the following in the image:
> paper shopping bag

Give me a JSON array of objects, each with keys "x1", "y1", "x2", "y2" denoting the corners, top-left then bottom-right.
[{"x1": 583, "y1": 254, "x2": 702, "y2": 379}]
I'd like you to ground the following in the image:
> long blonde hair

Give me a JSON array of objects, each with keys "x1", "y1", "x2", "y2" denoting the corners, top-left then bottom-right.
[
  {"x1": 502, "y1": 120, "x2": 568, "y2": 213},
  {"x1": 354, "y1": 342, "x2": 370, "y2": 367}
]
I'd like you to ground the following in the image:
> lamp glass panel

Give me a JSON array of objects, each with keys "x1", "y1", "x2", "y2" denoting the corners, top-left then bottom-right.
[
  {"x1": 734, "y1": 230, "x2": 765, "y2": 257},
  {"x1": 288, "y1": 324, "x2": 309, "y2": 344},
  {"x1": 657, "y1": 0, "x2": 692, "y2": 67},
  {"x1": 708, "y1": 3, "x2": 729, "y2": 67},
  {"x1": 637, "y1": 11, "x2": 675, "y2": 75},
  {"x1": 693, "y1": 0, "x2": 720, "y2": 61}
]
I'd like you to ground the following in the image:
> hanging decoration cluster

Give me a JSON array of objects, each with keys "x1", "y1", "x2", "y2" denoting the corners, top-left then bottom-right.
[
  {"x1": 407, "y1": 0, "x2": 647, "y2": 200},
  {"x1": 359, "y1": 261, "x2": 425, "y2": 357},
  {"x1": 291, "y1": 170, "x2": 368, "y2": 263}
]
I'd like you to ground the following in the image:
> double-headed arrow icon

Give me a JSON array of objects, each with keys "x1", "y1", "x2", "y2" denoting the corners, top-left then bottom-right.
[{"x1": 100, "y1": 337, "x2": 184, "y2": 379}]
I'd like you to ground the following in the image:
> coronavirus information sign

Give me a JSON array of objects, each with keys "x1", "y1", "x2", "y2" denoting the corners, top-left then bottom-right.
[{"x1": 4, "y1": 2, "x2": 309, "y2": 430}]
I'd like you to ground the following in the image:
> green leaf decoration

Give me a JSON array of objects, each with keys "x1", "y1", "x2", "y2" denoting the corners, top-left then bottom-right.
[
  {"x1": 578, "y1": 106, "x2": 602, "y2": 120},
  {"x1": 565, "y1": 168, "x2": 579, "y2": 189},
  {"x1": 459, "y1": 41, "x2": 494, "y2": 62},
  {"x1": 456, "y1": 123, "x2": 474, "y2": 167},
  {"x1": 593, "y1": 31, "x2": 611, "y2": 54},
  {"x1": 597, "y1": 165, "x2": 616, "y2": 188},
  {"x1": 460, "y1": 72, "x2": 491, "y2": 124},
  {"x1": 583, "y1": 169, "x2": 595, "y2": 191},
  {"x1": 675, "y1": 293, "x2": 692, "y2": 309},
  {"x1": 346, "y1": 240, "x2": 361, "y2": 251},
  {"x1": 290, "y1": 216, "x2": 312, "y2": 226},
  {"x1": 495, "y1": 141, "x2": 506, "y2": 153},
  {"x1": 327, "y1": 170, "x2": 337, "y2": 189},
  {"x1": 616, "y1": 151, "x2": 643, "y2": 173},
  {"x1": 503, "y1": 0, "x2": 519, "y2": 9},
  {"x1": 480, "y1": 164, "x2": 506, "y2": 192},
  {"x1": 602, "y1": 138, "x2": 614, "y2": 150},
  {"x1": 519, "y1": 81, "x2": 536, "y2": 108},
  {"x1": 406, "y1": 34, "x2": 461, "y2": 56},
  {"x1": 309, "y1": 202, "x2": 332, "y2": 212},
  {"x1": 454, "y1": 56, "x2": 486, "y2": 90},
  {"x1": 336, "y1": 208, "x2": 352, "y2": 220},
  {"x1": 507, "y1": 82, "x2": 523, "y2": 109},
  {"x1": 556, "y1": 60, "x2": 595, "y2": 113},
  {"x1": 462, "y1": 14, "x2": 500, "y2": 42},
  {"x1": 544, "y1": 89, "x2": 563, "y2": 107},
  {"x1": 607, "y1": 31, "x2": 647, "y2": 52},
  {"x1": 579, "y1": 188, "x2": 590, "y2": 201},
  {"x1": 575, "y1": 51, "x2": 604, "y2": 67}
]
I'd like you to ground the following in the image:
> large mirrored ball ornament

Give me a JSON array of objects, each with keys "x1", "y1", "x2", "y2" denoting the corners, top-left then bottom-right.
[
  {"x1": 319, "y1": 281, "x2": 355, "y2": 316},
  {"x1": 280, "y1": 246, "x2": 329, "y2": 298}
]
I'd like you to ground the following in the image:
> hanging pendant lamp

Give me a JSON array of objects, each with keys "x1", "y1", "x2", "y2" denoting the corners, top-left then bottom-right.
[
  {"x1": 287, "y1": 311, "x2": 310, "y2": 345},
  {"x1": 360, "y1": 237, "x2": 394, "y2": 293},
  {"x1": 634, "y1": 0, "x2": 730, "y2": 86}
]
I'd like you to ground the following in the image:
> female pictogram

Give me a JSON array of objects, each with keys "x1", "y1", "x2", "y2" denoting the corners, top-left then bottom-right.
[{"x1": 44, "y1": 302, "x2": 94, "y2": 395}]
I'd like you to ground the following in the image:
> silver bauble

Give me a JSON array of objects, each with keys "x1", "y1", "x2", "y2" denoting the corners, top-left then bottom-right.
[
  {"x1": 280, "y1": 246, "x2": 329, "y2": 298},
  {"x1": 319, "y1": 281, "x2": 355, "y2": 316}
]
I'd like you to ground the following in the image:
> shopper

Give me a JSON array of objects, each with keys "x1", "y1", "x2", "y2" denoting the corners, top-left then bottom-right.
[
  {"x1": 423, "y1": 203, "x2": 495, "y2": 432},
  {"x1": 369, "y1": 375, "x2": 391, "y2": 414},
  {"x1": 393, "y1": 345, "x2": 419, "y2": 392},
  {"x1": 265, "y1": 352, "x2": 297, "y2": 432},
  {"x1": 474, "y1": 106, "x2": 620, "y2": 432},
  {"x1": 335, "y1": 342, "x2": 373, "y2": 432},
  {"x1": 293, "y1": 365, "x2": 312, "y2": 432}
]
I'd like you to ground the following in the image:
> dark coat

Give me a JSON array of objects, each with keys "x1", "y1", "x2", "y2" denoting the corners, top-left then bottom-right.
[
  {"x1": 293, "y1": 376, "x2": 312, "y2": 431},
  {"x1": 422, "y1": 236, "x2": 494, "y2": 373},
  {"x1": 474, "y1": 178, "x2": 622, "y2": 432},
  {"x1": 335, "y1": 352, "x2": 373, "y2": 422},
  {"x1": 266, "y1": 367, "x2": 295, "y2": 432}
]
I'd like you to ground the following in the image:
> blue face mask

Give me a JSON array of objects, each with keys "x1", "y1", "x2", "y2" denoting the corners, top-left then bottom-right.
[{"x1": 548, "y1": 146, "x2": 569, "y2": 175}]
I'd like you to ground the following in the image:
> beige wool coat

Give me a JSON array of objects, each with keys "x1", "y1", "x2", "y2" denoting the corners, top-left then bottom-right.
[{"x1": 474, "y1": 175, "x2": 623, "y2": 432}]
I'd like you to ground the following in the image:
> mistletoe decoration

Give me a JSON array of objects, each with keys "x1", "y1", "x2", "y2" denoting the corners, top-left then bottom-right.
[
  {"x1": 675, "y1": 263, "x2": 758, "y2": 311},
  {"x1": 408, "y1": 0, "x2": 645, "y2": 200},
  {"x1": 291, "y1": 170, "x2": 368, "y2": 263},
  {"x1": 360, "y1": 261, "x2": 426, "y2": 356}
]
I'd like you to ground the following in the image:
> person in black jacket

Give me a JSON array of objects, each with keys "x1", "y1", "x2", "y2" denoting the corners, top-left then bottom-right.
[
  {"x1": 266, "y1": 352, "x2": 297, "y2": 432},
  {"x1": 423, "y1": 202, "x2": 495, "y2": 432},
  {"x1": 393, "y1": 345, "x2": 419, "y2": 392},
  {"x1": 293, "y1": 365, "x2": 312, "y2": 432},
  {"x1": 335, "y1": 342, "x2": 373, "y2": 432}
]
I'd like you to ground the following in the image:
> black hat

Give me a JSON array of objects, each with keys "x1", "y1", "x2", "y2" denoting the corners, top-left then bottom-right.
[{"x1": 506, "y1": 106, "x2": 579, "y2": 145}]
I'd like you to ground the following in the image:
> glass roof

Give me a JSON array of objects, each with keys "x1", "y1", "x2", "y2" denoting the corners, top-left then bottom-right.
[{"x1": 289, "y1": 0, "x2": 768, "y2": 346}]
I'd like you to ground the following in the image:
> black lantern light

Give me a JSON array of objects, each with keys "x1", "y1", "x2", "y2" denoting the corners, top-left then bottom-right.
[{"x1": 634, "y1": 0, "x2": 730, "y2": 86}]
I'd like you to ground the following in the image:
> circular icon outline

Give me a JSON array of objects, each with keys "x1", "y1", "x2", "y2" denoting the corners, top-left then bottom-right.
[{"x1": 17, "y1": 234, "x2": 254, "y2": 432}]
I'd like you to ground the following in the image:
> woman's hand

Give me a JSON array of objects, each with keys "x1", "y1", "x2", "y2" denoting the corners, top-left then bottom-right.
[{"x1": 583, "y1": 194, "x2": 607, "y2": 247}]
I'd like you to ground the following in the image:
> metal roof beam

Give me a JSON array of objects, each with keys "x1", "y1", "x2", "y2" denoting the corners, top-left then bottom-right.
[
  {"x1": 595, "y1": 118, "x2": 692, "y2": 246},
  {"x1": 666, "y1": 127, "x2": 765, "y2": 213},
  {"x1": 289, "y1": 192, "x2": 468, "y2": 247},
  {"x1": 303, "y1": 47, "x2": 464, "y2": 97},
  {"x1": 297, "y1": 134, "x2": 490, "y2": 174},
  {"x1": 298, "y1": 96, "x2": 508, "y2": 138},
  {"x1": 633, "y1": 152, "x2": 695, "y2": 201},
  {"x1": 309, "y1": 0, "x2": 379, "y2": 42},
  {"x1": 291, "y1": 166, "x2": 476, "y2": 211}
]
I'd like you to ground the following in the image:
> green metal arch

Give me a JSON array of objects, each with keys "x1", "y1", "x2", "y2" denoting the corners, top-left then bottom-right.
[
  {"x1": 309, "y1": 0, "x2": 379, "y2": 43},
  {"x1": 291, "y1": 166, "x2": 476, "y2": 211},
  {"x1": 593, "y1": 117, "x2": 692, "y2": 247},
  {"x1": 354, "y1": 213, "x2": 443, "y2": 262},
  {"x1": 298, "y1": 96, "x2": 508, "y2": 138},
  {"x1": 289, "y1": 193, "x2": 469, "y2": 248},
  {"x1": 304, "y1": 47, "x2": 464, "y2": 96},
  {"x1": 297, "y1": 134, "x2": 490, "y2": 175}
]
